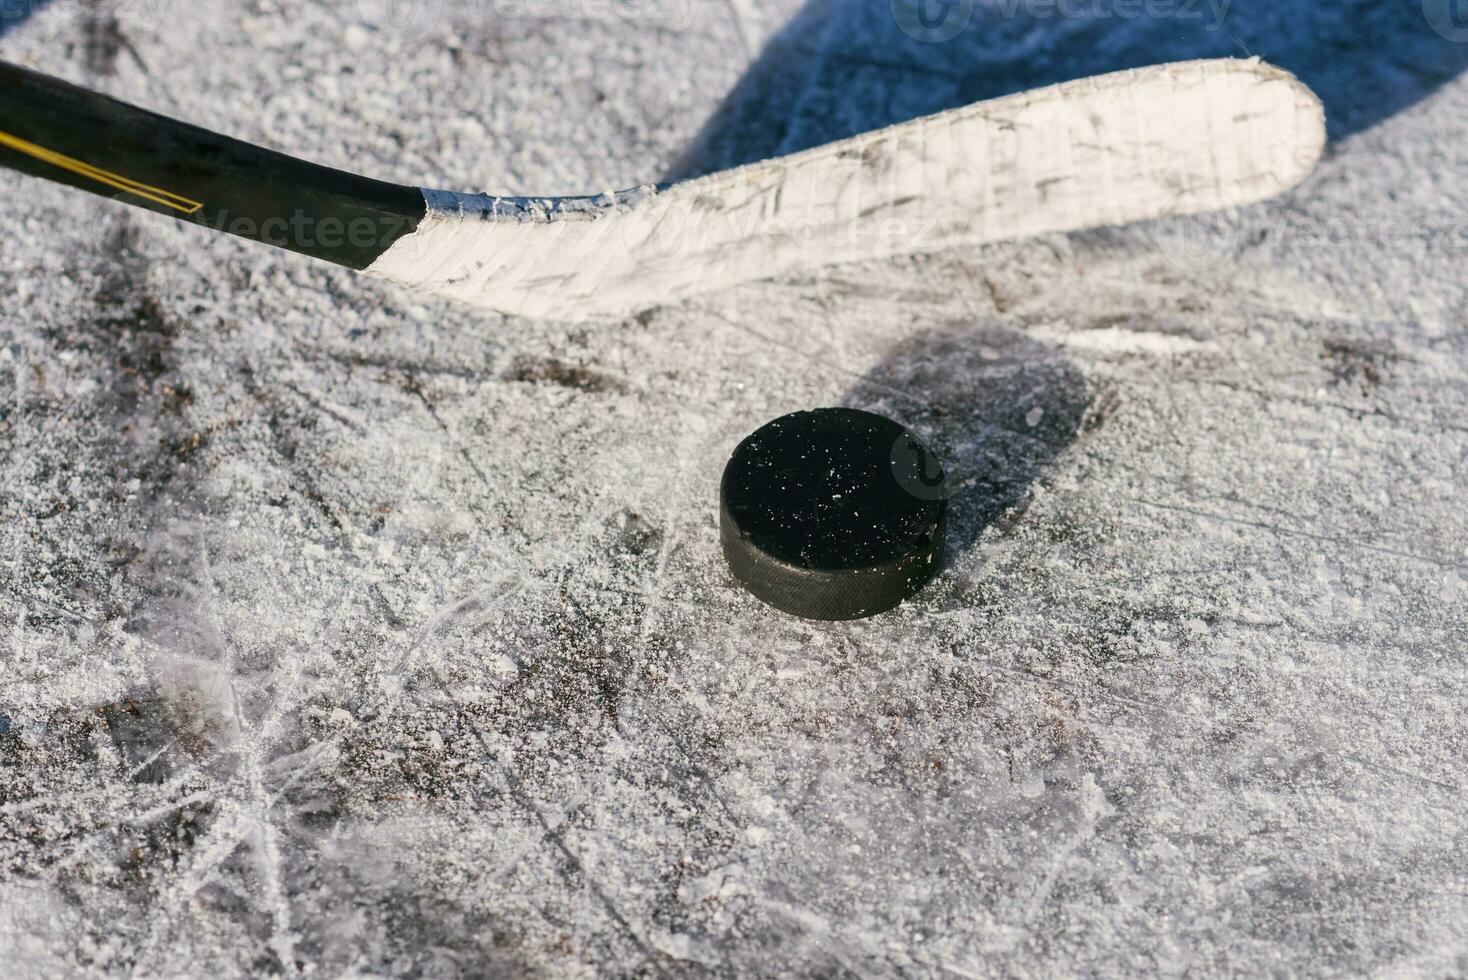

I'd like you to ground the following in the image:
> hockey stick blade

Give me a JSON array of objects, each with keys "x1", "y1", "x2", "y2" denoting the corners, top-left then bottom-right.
[{"x1": 0, "y1": 58, "x2": 1322, "y2": 321}]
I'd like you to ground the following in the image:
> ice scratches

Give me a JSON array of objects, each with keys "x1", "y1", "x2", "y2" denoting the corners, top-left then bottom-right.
[
  {"x1": 122, "y1": 535, "x2": 313, "y2": 973},
  {"x1": 1320, "y1": 336, "x2": 1401, "y2": 390},
  {"x1": 724, "y1": 0, "x2": 759, "y2": 58},
  {"x1": 374, "y1": 575, "x2": 529, "y2": 703},
  {"x1": 291, "y1": 341, "x2": 501, "y2": 385},
  {"x1": 494, "y1": 748, "x2": 661, "y2": 971},
  {"x1": 276, "y1": 381, "x2": 367, "y2": 436},
  {"x1": 1125, "y1": 496, "x2": 1467, "y2": 572},
  {"x1": 504, "y1": 354, "x2": 629, "y2": 394},
  {"x1": 1, "y1": 221, "x2": 325, "y2": 974},
  {"x1": 342, "y1": 589, "x2": 672, "y2": 973},
  {"x1": 6, "y1": 2, "x2": 1466, "y2": 970},
  {"x1": 1188, "y1": 375, "x2": 1468, "y2": 440},
  {"x1": 755, "y1": 894, "x2": 913, "y2": 975},
  {"x1": 199, "y1": 536, "x2": 301, "y2": 973},
  {"x1": 3, "y1": 637, "x2": 319, "y2": 969}
]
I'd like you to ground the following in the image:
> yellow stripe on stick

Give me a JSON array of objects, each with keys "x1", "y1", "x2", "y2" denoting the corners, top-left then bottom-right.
[{"x1": 0, "y1": 128, "x2": 204, "y2": 215}]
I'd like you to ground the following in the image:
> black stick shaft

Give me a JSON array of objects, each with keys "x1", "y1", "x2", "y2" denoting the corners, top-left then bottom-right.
[{"x1": 0, "y1": 60, "x2": 425, "y2": 269}]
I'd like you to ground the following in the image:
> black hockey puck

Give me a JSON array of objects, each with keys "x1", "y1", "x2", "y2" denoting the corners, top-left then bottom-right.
[{"x1": 719, "y1": 408, "x2": 947, "y2": 621}]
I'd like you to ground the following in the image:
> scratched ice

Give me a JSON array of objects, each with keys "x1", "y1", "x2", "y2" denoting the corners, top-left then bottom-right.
[{"x1": 0, "y1": 0, "x2": 1464, "y2": 976}]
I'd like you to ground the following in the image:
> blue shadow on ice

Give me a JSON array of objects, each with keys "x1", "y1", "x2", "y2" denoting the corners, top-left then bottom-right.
[
  {"x1": 0, "y1": 0, "x2": 49, "y2": 39},
  {"x1": 675, "y1": 0, "x2": 1468, "y2": 564},
  {"x1": 672, "y1": 0, "x2": 1468, "y2": 178}
]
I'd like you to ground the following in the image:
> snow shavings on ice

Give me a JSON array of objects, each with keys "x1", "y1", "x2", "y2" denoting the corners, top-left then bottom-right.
[{"x1": 1, "y1": 0, "x2": 1465, "y2": 976}]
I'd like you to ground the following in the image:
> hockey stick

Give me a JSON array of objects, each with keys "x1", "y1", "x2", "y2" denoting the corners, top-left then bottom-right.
[
  {"x1": 0, "y1": 60, "x2": 426, "y2": 271},
  {"x1": 0, "y1": 58, "x2": 1324, "y2": 321}
]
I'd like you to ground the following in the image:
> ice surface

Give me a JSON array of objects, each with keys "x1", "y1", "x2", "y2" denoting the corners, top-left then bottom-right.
[{"x1": 1, "y1": 0, "x2": 1465, "y2": 976}]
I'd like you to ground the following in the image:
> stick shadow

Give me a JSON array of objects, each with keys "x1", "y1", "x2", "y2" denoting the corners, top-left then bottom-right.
[{"x1": 672, "y1": 0, "x2": 1468, "y2": 179}]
